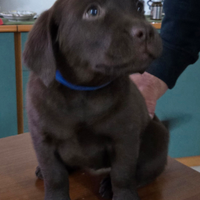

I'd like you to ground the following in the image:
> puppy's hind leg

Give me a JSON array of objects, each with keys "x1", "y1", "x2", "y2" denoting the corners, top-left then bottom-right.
[{"x1": 136, "y1": 115, "x2": 169, "y2": 188}]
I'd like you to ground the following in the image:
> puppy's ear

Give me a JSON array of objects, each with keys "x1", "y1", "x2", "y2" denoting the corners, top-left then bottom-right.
[{"x1": 23, "y1": 9, "x2": 57, "y2": 86}]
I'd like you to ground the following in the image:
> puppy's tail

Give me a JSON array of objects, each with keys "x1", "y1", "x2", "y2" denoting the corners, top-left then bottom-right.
[{"x1": 161, "y1": 113, "x2": 192, "y2": 131}]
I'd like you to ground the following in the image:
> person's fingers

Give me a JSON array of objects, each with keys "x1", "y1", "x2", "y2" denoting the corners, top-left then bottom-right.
[
  {"x1": 129, "y1": 73, "x2": 142, "y2": 85},
  {"x1": 145, "y1": 100, "x2": 156, "y2": 119},
  {"x1": 130, "y1": 72, "x2": 168, "y2": 117}
]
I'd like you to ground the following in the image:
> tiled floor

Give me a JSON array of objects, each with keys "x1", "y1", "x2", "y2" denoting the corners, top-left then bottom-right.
[{"x1": 191, "y1": 166, "x2": 200, "y2": 172}]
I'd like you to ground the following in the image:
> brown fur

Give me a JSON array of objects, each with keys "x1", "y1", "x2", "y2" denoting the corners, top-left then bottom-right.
[{"x1": 23, "y1": 0, "x2": 169, "y2": 200}]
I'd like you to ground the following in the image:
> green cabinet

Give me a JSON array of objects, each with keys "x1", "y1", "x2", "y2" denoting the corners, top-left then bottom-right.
[
  {"x1": 156, "y1": 58, "x2": 200, "y2": 158},
  {"x1": 0, "y1": 33, "x2": 18, "y2": 138},
  {"x1": 21, "y1": 33, "x2": 29, "y2": 133}
]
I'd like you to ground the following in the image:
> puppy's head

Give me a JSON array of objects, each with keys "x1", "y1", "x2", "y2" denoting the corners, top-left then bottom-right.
[{"x1": 23, "y1": 0, "x2": 162, "y2": 86}]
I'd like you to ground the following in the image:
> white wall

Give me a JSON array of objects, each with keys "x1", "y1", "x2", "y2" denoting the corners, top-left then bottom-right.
[
  {"x1": 144, "y1": 0, "x2": 151, "y2": 15},
  {"x1": 0, "y1": 0, "x2": 56, "y2": 15}
]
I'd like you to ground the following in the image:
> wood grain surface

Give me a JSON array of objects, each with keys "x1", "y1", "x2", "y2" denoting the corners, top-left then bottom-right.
[
  {"x1": 176, "y1": 156, "x2": 200, "y2": 167},
  {"x1": 1, "y1": 133, "x2": 200, "y2": 200},
  {"x1": 17, "y1": 25, "x2": 33, "y2": 32},
  {"x1": 0, "y1": 25, "x2": 17, "y2": 32}
]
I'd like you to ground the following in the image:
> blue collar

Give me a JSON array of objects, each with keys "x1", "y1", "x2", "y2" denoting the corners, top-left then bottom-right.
[{"x1": 55, "y1": 70, "x2": 111, "y2": 91}]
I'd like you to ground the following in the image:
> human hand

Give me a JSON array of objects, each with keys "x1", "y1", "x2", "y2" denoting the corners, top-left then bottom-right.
[{"x1": 130, "y1": 72, "x2": 168, "y2": 118}]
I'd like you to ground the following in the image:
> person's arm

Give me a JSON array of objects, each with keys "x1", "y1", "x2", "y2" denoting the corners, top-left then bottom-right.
[
  {"x1": 147, "y1": 0, "x2": 200, "y2": 89},
  {"x1": 131, "y1": 0, "x2": 200, "y2": 117}
]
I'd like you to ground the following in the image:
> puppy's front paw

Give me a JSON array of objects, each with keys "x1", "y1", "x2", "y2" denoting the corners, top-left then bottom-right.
[
  {"x1": 112, "y1": 190, "x2": 140, "y2": 200},
  {"x1": 35, "y1": 166, "x2": 43, "y2": 180},
  {"x1": 99, "y1": 176, "x2": 113, "y2": 199}
]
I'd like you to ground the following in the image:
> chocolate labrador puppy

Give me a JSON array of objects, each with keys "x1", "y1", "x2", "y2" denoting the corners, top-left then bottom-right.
[{"x1": 23, "y1": 0, "x2": 169, "y2": 199}]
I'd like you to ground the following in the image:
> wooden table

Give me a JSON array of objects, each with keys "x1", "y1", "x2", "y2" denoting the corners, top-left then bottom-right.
[{"x1": 1, "y1": 133, "x2": 200, "y2": 200}]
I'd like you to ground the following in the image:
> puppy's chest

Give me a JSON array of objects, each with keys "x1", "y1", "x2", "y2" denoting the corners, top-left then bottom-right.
[
  {"x1": 58, "y1": 125, "x2": 113, "y2": 169},
  {"x1": 62, "y1": 92, "x2": 116, "y2": 121}
]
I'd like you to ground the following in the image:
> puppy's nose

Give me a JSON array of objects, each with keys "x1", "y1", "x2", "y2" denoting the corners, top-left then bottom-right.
[
  {"x1": 131, "y1": 24, "x2": 154, "y2": 42},
  {"x1": 131, "y1": 27, "x2": 146, "y2": 41}
]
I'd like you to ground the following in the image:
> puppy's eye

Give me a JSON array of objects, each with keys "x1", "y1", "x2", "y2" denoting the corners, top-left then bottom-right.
[
  {"x1": 83, "y1": 5, "x2": 103, "y2": 20},
  {"x1": 87, "y1": 6, "x2": 99, "y2": 17},
  {"x1": 136, "y1": 1, "x2": 144, "y2": 13}
]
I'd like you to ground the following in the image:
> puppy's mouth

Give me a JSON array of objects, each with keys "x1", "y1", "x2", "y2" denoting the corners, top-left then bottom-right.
[{"x1": 95, "y1": 52, "x2": 155, "y2": 75}]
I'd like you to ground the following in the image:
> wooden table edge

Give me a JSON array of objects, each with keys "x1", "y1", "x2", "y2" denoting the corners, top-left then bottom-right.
[
  {"x1": 17, "y1": 25, "x2": 33, "y2": 32},
  {"x1": 0, "y1": 25, "x2": 17, "y2": 32},
  {"x1": 0, "y1": 23, "x2": 161, "y2": 33},
  {"x1": 151, "y1": 23, "x2": 161, "y2": 29}
]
